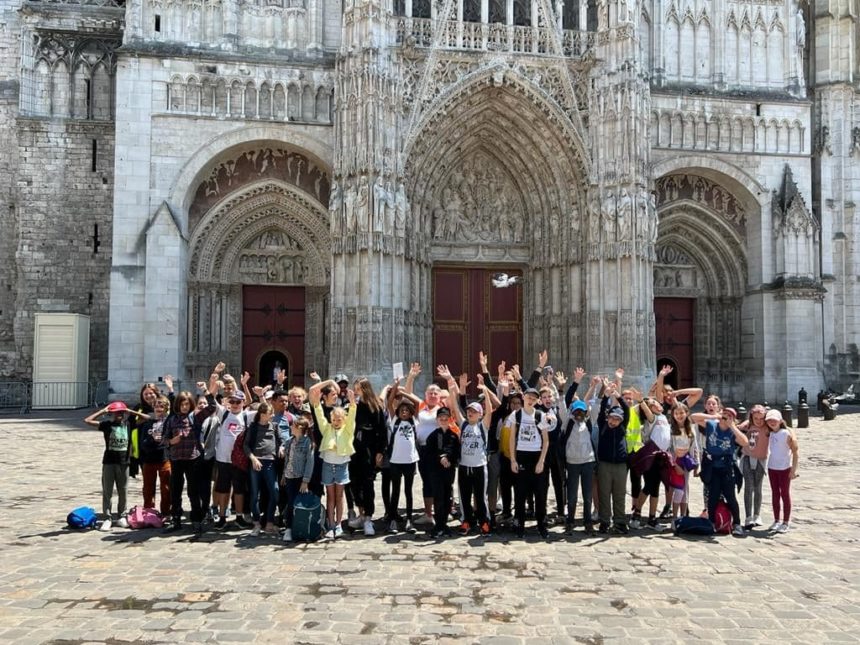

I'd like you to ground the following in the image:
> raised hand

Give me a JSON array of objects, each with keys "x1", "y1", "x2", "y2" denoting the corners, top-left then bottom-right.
[
  {"x1": 309, "y1": 371, "x2": 321, "y2": 382},
  {"x1": 252, "y1": 385, "x2": 265, "y2": 397},
  {"x1": 458, "y1": 372, "x2": 471, "y2": 391},
  {"x1": 241, "y1": 371, "x2": 251, "y2": 386},
  {"x1": 538, "y1": 349, "x2": 548, "y2": 369},
  {"x1": 346, "y1": 388, "x2": 356, "y2": 405},
  {"x1": 409, "y1": 362, "x2": 422, "y2": 377},
  {"x1": 214, "y1": 361, "x2": 226, "y2": 374},
  {"x1": 615, "y1": 367, "x2": 624, "y2": 382},
  {"x1": 497, "y1": 361, "x2": 506, "y2": 379},
  {"x1": 512, "y1": 364, "x2": 522, "y2": 381},
  {"x1": 478, "y1": 351, "x2": 488, "y2": 372},
  {"x1": 574, "y1": 367, "x2": 586, "y2": 383},
  {"x1": 591, "y1": 375, "x2": 602, "y2": 386},
  {"x1": 660, "y1": 364, "x2": 673, "y2": 377},
  {"x1": 554, "y1": 371, "x2": 567, "y2": 387},
  {"x1": 437, "y1": 364, "x2": 452, "y2": 380},
  {"x1": 276, "y1": 368, "x2": 286, "y2": 385},
  {"x1": 476, "y1": 373, "x2": 485, "y2": 388},
  {"x1": 196, "y1": 381, "x2": 207, "y2": 393},
  {"x1": 163, "y1": 374, "x2": 174, "y2": 391}
]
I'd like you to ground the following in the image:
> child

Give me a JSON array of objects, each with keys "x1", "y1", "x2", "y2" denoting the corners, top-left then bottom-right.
[
  {"x1": 508, "y1": 387, "x2": 552, "y2": 539},
  {"x1": 595, "y1": 382, "x2": 630, "y2": 534},
  {"x1": 385, "y1": 385, "x2": 422, "y2": 534},
  {"x1": 631, "y1": 396, "x2": 670, "y2": 529},
  {"x1": 245, "y1": 402, "x2": 281, "y2": 537},
  {"x1": 426, "y1": 406, "x2": 460, "y2": 539},
  {"x1": 84, "y1": 402, "x2": 150, "y2": 531},
  {"x1": 765, "y1": 409, "x2": 799, "y2": 533},
  {"x1": 311, "y1": 381, "x2": 356, "y2": 538},
  {"x1": 739, "y1": 404, "x2": 769, "y2": 528},
  {"x1": 668, "y1": 403, "x2": 699, "y2": 522},
  {"x1": 279, "y1": 417, "x2": 315, "y2": 542},
  {"x1": 138, "y1": 395, "x2": 172, "y2": 516},
  {"x1": 450, "y1": 376, "x2": 495, "y2": 536},
  {"x1": 560, "y1": 397, "x2": 597, "y2": 535}
]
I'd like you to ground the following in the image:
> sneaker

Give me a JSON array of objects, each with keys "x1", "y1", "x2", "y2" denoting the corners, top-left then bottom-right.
[
  {"x1": 538, "y1": 525, "x2": 549, "y2": 540},
  {"x1": 430, "y1": 528, "x2": 444, "y2": 539},
  {"x1": 327, "y1": 528, "x2": 336, "y2": 539},
  {"x1": 405, "y1": 521, "x2": 416, "y2": 534},
  {"x1": 215, "y1": 516, "x2": 227, "y2": 530},
  {"x1": 564, "y1": 521, "x2": 575, "y2": 536},
  {"x1": 193, "y1": 522, "x2": 203, "y2": 537},
  {"x1": 732, "y1": 524, "x2": 745, "y2": 537},
  {"x1": 334, "y1": 524, "x2": 344, "y2": 538},
  {"x1": 99, "y1": 518, "x2": 112, "y2": 532},
  {"x1": 753, "y1": 516, "x2": 763, "y2": 527},
  {"x1": 480, "y1": 522, "x2": 491, "y2": 536},
  {"x1": 234, "y1": 516, "x2": 251, "y2": 529},
  {"x1": 598, "y1": 523, "x2": 609, "y2": 534},
  {"x1": 584, "y1": 523, "x2": 595, "y2": 536},
  {"x1": 768, "y1": 521, "x2": 782, "y2": 532},
  {"x1": 629, "y1": 517, "x2": 642, "y2": 530},
  {"x1": 162, "y1": 520, "x2": 182, "y2": 534},
  {"x1": 283, "y1": 528, "x2": 293, "y2": 542},
  {"x1": 204, "y1": 511, "x2": 214, "y2": 524},
  {"x1": 743, "y1": 516, "x2": 753, "y2": 527},
  {"x1": 363, "y1": 519, "x2": 375, "y2": 536},
  {"x1": 348, "y1": 514, "x2": 364, "y2": 530},
  {"x1": 388, "y1": 520, "x2": 398, "y2": 534},
  {"x1": 659, "y1": 505, "x2": 673, "y2": 521},
  {"x1": 646, "y1": 517, "x2": 659, "y2": 529},
  {"x1": 776, "y1": 522, "x2": 790, "y2": 534},
  {"x1": 251, "y1": 523, "x2": 261, "y2": 537},
  {"x1": 414, "y1": 514, "x2": 432, "y2": 526},
  {"x1": 459, "y1": 522, "x2": 472, "y2": 536},
  {"x1": 616, "y1": 523, "x2": 629, "y2": 535},
  {"x1": 116, "y1": 516, "x2": 129, "y2": 529}
]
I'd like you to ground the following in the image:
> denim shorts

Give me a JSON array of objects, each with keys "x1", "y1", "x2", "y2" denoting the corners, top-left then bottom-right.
[{"x1": 321, "y1": 461, "x2": 350, "y2": 486}]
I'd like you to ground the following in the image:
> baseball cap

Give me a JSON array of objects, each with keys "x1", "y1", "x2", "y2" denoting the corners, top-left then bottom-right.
[
  {"x1": 523, "y1": 388, "x2": 540, "y2": 397},
  {"x1": 722, "y1": 407, "x2": 737, "y2": 420},
  {"x1": 106, "y1": 401, "x2": 128, "y2": 413},
  {"x1": 436, "y1": 406, "x2": 452, "y2": 417},
  {"x1": 765, "y1": 409, "x2": 782, "y2": 422},
  {"x1": 466, "y1": 402, "x2": 483, "y2": 415},
  {"x1": 228, "y1": 391, "x2": 245, "y2": 402},
  {"x1": 607, "y1": 406, "x2": 624, "y2": 419},
  {"x1": 570, "y1": 400, "x2": 588, "y2": 414}
]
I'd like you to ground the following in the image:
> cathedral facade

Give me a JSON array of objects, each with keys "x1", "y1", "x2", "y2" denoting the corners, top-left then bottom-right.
[{"x1": 0, "y1": 0, "x2": 856, "y2": 401}]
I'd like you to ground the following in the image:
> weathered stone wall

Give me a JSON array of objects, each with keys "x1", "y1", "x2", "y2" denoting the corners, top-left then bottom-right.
[{"x1": 11, "y1": 118, "x2": 115, "y2": 381}]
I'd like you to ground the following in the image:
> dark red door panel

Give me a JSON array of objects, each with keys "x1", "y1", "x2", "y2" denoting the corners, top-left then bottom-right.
[
  {"x1": 654, "y1": 297, "x2": 695, "y2": 389},
  {"x1": 242, "y1": 286, "x2": 305, "y2": 388}
]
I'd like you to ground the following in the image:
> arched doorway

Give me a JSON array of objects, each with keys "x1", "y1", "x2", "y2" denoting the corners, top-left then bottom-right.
[
  {"x1": 404, "y1": 67, "x2": 589, "y2": 381},
  {"x1": 184, "y1": 145, "x2": 331, "y2": 387},
  {"x1": 653, "y1": 171, "x2": 752, "y2": 398},
  {"x1": 258, "y1": 349, "x2": 289, "y2": 388}
]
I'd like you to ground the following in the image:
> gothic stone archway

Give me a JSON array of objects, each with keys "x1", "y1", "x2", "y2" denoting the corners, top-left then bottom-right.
[
  {"x1": 185, "y1": 146, "x2": 331, "y2": 385},
  {"x1": 405, "y1": 70, "x2": 589, "y2": 375},
  {"x1": 654, "y1": 172, "x2": 751, "y2": 399}
]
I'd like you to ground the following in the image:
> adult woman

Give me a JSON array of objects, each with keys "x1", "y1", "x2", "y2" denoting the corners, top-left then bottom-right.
[
  {"x1": 348, "y1": 378, "x2": 387, "y2": 536},
  {"x1": 128, "y1": 381, "x2": 160, "y2": 478}
]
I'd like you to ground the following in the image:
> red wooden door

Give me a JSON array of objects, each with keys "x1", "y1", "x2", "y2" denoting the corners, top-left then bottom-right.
[
  {"x1": 432, "y1": 267, "x2": 522, "y2": 397},
  {"x1": 654, "y1": 297, "x2": 695, "y2": 389},
  {"x1": 242, "y1": 286, "x2": 305, "y2": 388}
]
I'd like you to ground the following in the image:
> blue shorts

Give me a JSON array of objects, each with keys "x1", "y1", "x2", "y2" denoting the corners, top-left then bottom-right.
[{"x1": 321, "y1": 461, "x2": 350, "y2": 486}]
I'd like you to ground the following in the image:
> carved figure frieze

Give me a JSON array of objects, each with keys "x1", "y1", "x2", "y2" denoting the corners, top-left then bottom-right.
[
  {"x1": 190, "y1": 148, "x2": 330, "y2": 231},
  {"x1": 237, "y1": 230, "x2": 308, "y2": 284},
  {"x1": 655, "y1": 174, "x2": 747, "y2": 234}
]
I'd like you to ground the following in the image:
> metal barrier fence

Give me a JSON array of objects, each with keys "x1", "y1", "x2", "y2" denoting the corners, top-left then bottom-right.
[
  {"x1": 31, "y1": 382, "x2": 91, "y2": 409},
  {"x1": 0, "y1": 382, "x2": 31, "y2": 414}
]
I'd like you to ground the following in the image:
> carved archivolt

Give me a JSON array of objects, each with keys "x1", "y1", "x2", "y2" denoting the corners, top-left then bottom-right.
[
  {"x1": 189, "y1": 180, "x2": 330, "y2": 287},
  {"x1": 655, "y1": 173, "x2": 747, "y2": 236}
]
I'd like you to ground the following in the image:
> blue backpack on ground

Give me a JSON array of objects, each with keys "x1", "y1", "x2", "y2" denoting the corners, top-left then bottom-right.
[
  {"x1": 673, "y1": 516, "x2": 715, "y2": 536},
  {"x1": 67, "y1": 506, "x2": 99, "y2": 529},
  {"x1": 292, "y1": 493, "x2": 322, "y2": 542}
]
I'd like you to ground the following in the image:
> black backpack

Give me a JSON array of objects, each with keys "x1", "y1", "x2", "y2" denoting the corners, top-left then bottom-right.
[{"x1": 514, "y1": 409, "x2": 544, "y2": 448}]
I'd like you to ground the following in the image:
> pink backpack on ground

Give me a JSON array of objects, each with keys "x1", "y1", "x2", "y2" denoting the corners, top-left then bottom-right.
[{"x1": 127, "y1": 506, "x2": 164, "y2": 529}]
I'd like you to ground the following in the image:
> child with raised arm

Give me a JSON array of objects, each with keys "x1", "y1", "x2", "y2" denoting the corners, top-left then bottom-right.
[
  {"x1": 84, "y1": 402, "x2": 150, "y2": 531},
  {"x1": 310, "y1": 379, "x2": 357, "y2": 538}
]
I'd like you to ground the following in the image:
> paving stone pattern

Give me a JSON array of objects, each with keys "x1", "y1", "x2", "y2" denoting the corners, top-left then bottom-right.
[{"x1": 1, "y1": 411, "x2": 859, "y2": 643}]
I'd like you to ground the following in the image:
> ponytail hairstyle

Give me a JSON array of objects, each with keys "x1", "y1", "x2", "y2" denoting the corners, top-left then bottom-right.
[{"x1": 253, "y1": 401, "x2": 273, "y2": 425}]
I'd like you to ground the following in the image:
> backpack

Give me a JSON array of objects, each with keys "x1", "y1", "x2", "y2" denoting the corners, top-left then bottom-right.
[
  {"x1": 127, "y1": 506, "x2": 164, "y2": 529},
  {"x1": 67, "y1": 506, "x2": 98, "y2": 529},
  {"x1": 459, "y1": 421, "x2": 488, "y2": 457},
  {"x1": 292, "y1": 492, "x2": 322, "y2": 541},
  {"x1": 713, "y1": 500, "x2": 732, "y2": 534},
  {"x1": 673, "y1": 516, "x2": 715, "y2": 536},
  {"x1": 231, "y1": 428, "x2": 250, "y2": 471},
  {"x1": 514, "y1": 409, "x2": 544, "y2": 448}
]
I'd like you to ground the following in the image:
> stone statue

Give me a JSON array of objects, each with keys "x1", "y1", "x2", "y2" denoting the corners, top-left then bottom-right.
[
  {"x1": 602, "y1": 190, "x2": 617, "y2": 237},
  {"x1": 329, "y1": 180, "x2": 342, "y2": 229},
  {"x1": 588, "y1": 193, "x2": 601, "y2": 243},
  {"x1": 344, "y1": 180, "x2": 356, "y2": 233},
  {"x1": 795, "y1": 8, "x2": 806, "y2": 86},
  {"x1": 356, "y1": 176, "x2": 369, "y2": 231},
  {"x1": 394, "y1": 183, "x2": 408, "y2": 233},
  {"x1": 372, "y1": 175, "x2": 386, "y2": 233},
  {"x1": 648, "y1": 192, "x2": 659, "y2": 245},
  {"x1": 443, "y1": 187, "x2": 466, "y2": 240},
  {"x1": 617, "y1": 188, "x2": 632, "y2": 240},
  {"x1": 383, "y1": 180, "x2": 395, "y2": 234}
]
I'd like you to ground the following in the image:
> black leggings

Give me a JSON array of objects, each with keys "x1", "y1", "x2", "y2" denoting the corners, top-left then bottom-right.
[
  {"x1": 170, "y1": 458, "x2": 204, "y2": 523},
  {"x1": 431, "y1": 466, "x2": 455, "y2": 530},
  {"x1": 458, "y1": 464, "x2": 489, "y2": 525},
  {"x1": 544, "y1": 441, "x2": 566, "y2": 515},
  {"x1": 515, "y1": 451, "x2": 548, "y2": 528},
  {"x1": 349, "y1": 452, "x2": 377, "y2": 517},
  {"x1": 389, "y1": 462, "x2": 416, "y2": 520},
  {"x1": 499, "y1": 455, "x2": 515, "y2": 516},
  {"x1": 708, "y1": 466, "x2": 741, "y2": 526}
]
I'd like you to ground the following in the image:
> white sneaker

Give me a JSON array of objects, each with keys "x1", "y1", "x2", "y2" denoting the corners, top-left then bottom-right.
[
  {"x1": 768, "y1": 521, "x2": 782, "y2": 532},
  {"x1": 629, "y1": 518, "x2": 642, "y2": 530},
  {"x1": 282, "y1": 528, "x2": 293, "y2": 542},
  {"x1": 363, "y1": 519, "x2": 375, "y2": 536},
  {"x1": 334, "y1": 524, "x2": 344, "y2": 538},
  {"x1": 327, "y1": 528, "x2": 336, "y2": 539},
  {"x1": 388, "y1": 520, "x2": 398, "y2": 534},
  {"x1": 348, "y1": 514, "x2": 364, "y2": 530},
  {"x1": 251, "y1": 523, "x2": 261, "y2": 536},
  {"x1": 731, "y1": 524, "x2": 745, "y2": 537},
  {"x1": 752, "y1": 516, "x2": 763, "y2": 527},
  {"x1": 776, "y1": 522, "x2": 790, "y2": 534},
  {"x1": 414, "y1": 514, "x2": 432, "y2": 526},
  {"x1": 743, "y1": 516, "x2": 753, "y2": 527},
  {"x1": 116, "y1": 516, "x2": 129, "y2": 529},
  {"x1": 405, "y1": 521, "x2": 416, "y2": 534},
  {"x1": 99, "y1": 518, "x2": 112, "y2": 532}
]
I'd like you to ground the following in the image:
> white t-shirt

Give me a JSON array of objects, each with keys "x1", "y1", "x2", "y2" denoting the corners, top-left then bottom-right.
[
  {"x1": 215, "y1": 408, "x2": 254, "y2": 463},
  {"x1": 768, "y1": 428, "x2": 793, "y2": 470},
  {"x1": 389, "y1": 418, "x2": 420, "y2": 465},
  {"x1": 459, "y1": 422, "x2": 488, "y2": 467},
  {"x1": 415, "y1": 406, "x2": 439, "y2": 446},
  {"x1": 509, "y1": 410, "x2": 546, "y2": 453},
  {"x1": 647, "y1": 414, "x2": 672, "y2": 452}
]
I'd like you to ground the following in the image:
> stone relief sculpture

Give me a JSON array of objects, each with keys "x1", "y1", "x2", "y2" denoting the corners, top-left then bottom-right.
[
  {"x1": 356, "y1": 176, "x2": 370, "y2": 232},
  {"x1": 237, "y1": 230, "x2": 309, "y2": 284},
  {"x1": 617, "y1": 187, "x2": 632, "y2": 240},
  {"x1": 372, "y1": 175, "x2": 387, "y2": 233},
  {"x1": 344, "y1": 179, "x2": 357, "y2": 233},
  {"x1": 601, "y1": 189, "x2": 617, "y2": 237}
]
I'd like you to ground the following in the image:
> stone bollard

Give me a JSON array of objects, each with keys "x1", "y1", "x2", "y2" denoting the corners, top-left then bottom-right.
[
  {"x1": 797, "y1": 401, "x2": 809, "y2": 428},
  {"x1": 822, "y1": 399, "x2": 836, "y2": 421},
  {"x1": 781, "y1": 401, "x2": 793, "y2": 427}
]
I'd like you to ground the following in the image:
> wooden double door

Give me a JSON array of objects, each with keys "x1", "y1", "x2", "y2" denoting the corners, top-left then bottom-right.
[
  {"x1": 432, "y1": 266, "x2": 522, "y2": 396},
  {"x1": 654, "y1": 297, "x2": 695, "y2": 389},
  {"x1": 241, "y1": 285, "x2": 305, "y2": 388}
]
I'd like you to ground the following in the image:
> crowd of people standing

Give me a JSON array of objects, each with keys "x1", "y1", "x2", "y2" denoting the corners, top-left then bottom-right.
[{"x1": 85, "y1": 352, "x2": 800, "y2": 541}]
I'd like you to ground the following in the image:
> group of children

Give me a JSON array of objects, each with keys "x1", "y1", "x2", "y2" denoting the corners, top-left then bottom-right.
[{"x1": 86, "y1": 353, "x2": 800, "y2": 541}]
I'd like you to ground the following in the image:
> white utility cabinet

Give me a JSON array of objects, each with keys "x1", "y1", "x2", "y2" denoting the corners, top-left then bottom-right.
[{"x1": 32, "y1": 313, "x2": 90, "y2": 409}]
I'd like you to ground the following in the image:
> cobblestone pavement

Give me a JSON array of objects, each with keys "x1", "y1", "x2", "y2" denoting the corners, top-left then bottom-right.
[{"x1": 1, "y1": 410, "x2": 859, "y2": 644}]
